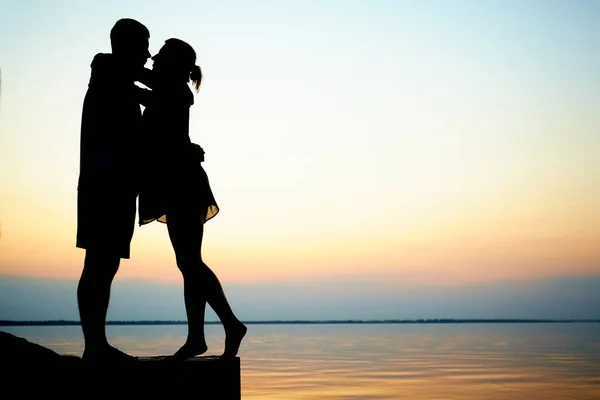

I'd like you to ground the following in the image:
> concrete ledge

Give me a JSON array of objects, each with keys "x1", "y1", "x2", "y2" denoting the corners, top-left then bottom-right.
[{"x1": 1, "y1": 331, "x2": 241, "y2": 399}]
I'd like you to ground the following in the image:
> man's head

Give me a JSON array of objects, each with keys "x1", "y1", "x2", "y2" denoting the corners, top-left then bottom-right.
[{"x1": 110, "y1": 18, "x2": 150, "y2": 69}]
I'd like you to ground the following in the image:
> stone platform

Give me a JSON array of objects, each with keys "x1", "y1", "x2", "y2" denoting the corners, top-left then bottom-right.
[{"x1": 1, "y1": 331, "x2": 241, "y2": 399}]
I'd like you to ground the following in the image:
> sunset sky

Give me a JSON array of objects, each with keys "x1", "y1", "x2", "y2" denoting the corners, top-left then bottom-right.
[{"x1": 1, "y1": 0, "x2": 598, "y2": 321}]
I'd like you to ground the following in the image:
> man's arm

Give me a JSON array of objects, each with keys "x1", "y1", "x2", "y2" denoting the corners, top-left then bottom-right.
[{"x1": 190, "y1": 142, "x2": 205, "y2": 163}]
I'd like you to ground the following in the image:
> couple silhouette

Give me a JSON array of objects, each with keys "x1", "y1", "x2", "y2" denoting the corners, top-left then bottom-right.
[{"x1": 76, "y1": 18, "x2": 246, "y2": 365}]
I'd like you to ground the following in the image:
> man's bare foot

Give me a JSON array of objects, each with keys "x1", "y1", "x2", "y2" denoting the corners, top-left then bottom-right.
[
  {"x1": 168, "y1": 338, "x2": 208, "y2": 361},
  {"x1": 221, "y1": 322, "x2": 247, "y2": 358},
  {"x1": 82, "y1": 345, "x2": 137, "y2": 365}
]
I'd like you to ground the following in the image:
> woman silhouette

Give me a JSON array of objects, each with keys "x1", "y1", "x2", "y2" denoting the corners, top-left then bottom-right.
[{"x1": 138, "y1": 38, "x2": 246, "y2": 359}]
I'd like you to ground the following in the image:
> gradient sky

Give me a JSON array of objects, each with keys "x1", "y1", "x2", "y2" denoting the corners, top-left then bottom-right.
[{"x1": 0, "y1": 0, "x2": 599, "y2": 320}]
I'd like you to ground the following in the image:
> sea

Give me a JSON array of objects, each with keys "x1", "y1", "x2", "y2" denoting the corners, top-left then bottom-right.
[{"x1": 2, "y1": 322, "x2": 599, "y2": 399}]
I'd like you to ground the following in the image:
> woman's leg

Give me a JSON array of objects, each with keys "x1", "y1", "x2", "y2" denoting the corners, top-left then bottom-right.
[
  {"x1": 166, "y1": 205, "x2": 246, "y2": 359},
  {"x1": 166, "y1": 207, "x2": 208, "y2": 359}
]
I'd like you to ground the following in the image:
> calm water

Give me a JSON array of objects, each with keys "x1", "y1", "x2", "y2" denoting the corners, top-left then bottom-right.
[{"x1": 3, "y1": 323, "x2": 600, "y2": 399}]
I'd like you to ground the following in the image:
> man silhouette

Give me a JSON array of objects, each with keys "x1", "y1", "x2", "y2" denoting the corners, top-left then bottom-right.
[{"x1": 76, "y1": 18, "x2": 150, "y2": 363}]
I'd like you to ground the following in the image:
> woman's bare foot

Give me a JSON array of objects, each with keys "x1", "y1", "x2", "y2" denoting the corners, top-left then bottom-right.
[
  {"x1": 169, "y1": 338, "x2": 208, "y2": 361},
  {"x1": 82, "y1": 345, "x2": 137, "y2": 365},
  {"x1": 221, "y1": 321, "x2": 247, "y2": 358}
]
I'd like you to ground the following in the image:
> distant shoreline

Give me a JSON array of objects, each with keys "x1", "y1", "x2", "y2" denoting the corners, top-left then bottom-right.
[{"x1": 1, "y1": 319, "x2": 599, "y2": 326}]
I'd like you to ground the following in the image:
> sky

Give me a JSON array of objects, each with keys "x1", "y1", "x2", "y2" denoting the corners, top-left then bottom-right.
[{"x1": 0, "y1": 0, "x2": 599, "y2": 321}]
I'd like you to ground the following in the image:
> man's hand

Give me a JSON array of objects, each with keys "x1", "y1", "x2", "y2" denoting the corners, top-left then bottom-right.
[{"x1": 190, "y1": 143, "x2": 205, "y2": 162}]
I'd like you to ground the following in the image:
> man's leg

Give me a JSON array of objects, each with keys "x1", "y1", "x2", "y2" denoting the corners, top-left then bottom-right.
[
  {"x1": 77, "y1": 250, "x2": 120, "y2": 359},
  {"x1": 76, "y1": 180, "x2": 137, "y2": 362}
]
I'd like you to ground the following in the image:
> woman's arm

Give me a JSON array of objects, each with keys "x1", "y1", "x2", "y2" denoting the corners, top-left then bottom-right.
[
  {"x1": 135, "y1": 86, "x2": 153, "y2": 108},
  {"x1": 137, "y1": 67, "x2": 154, "y2": 89},
  {"x1": 134, "y1": 67, "x2": 154, "y2": 107}
]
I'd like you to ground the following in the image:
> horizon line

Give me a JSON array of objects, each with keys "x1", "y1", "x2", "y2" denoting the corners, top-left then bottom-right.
[{"x1": 1, "y1": 318, "x2": 599, "y2": 326}]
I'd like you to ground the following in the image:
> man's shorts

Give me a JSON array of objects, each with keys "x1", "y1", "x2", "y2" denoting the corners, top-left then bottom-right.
[{"x1": 76, "y1": 181, "x2": 137, "y2": 259}]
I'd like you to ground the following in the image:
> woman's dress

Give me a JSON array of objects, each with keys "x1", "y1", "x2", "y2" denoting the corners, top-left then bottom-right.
[{"x1": 138, "y1": 83, "x2": 219, "y2": 225}]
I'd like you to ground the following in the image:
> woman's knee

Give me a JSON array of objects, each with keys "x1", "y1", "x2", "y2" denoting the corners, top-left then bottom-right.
[{"x1": 177, "y1": 258, "x2": 210, "y2": 278}]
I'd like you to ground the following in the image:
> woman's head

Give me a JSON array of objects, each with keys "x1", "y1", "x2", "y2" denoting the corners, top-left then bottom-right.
[{"x1": 152, "y1": 38, "x2": 202, "y2": 92}]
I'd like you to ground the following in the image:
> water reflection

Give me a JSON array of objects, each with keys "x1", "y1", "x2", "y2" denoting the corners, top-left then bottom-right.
[{"x1": 4, "y1": 323, "x2": 599, "y2": 399}]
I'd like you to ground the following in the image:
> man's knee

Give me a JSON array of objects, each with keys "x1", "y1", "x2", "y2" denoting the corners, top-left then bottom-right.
[{"x1": 83, "y1": 250, "x2": 121, "y2": 278}]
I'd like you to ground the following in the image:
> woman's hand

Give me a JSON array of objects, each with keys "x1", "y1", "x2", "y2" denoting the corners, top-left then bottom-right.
[{"x1": 190, "y1": 143, "x2": 205, "y2": 162}]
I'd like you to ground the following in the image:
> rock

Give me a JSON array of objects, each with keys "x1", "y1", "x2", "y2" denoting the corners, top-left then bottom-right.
[
  {"x1": 0, "y1": 331, "x2": 240, "y2": 399},
  {"x1": 0, "y1": 331, "x2": 80, "y2": 367}
]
